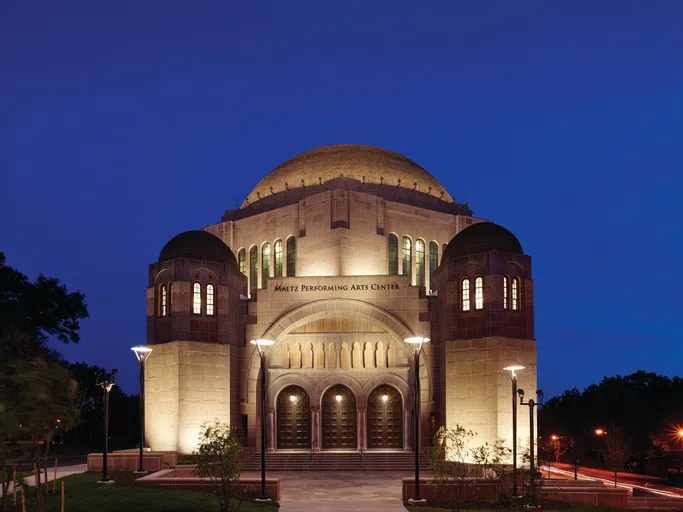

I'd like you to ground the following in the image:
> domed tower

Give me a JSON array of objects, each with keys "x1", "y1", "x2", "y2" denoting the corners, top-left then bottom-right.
[
  {"x1": 144, "y1": 230, "x2": 247, "y2": 453},
  {"x1": 432, "y1": 221, "x2": 537, "y2": 459}
]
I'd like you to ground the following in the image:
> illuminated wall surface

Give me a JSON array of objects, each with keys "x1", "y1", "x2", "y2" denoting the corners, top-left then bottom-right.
[{"x1": 144, "y1": 145, "x2": 537, "y2": 456}]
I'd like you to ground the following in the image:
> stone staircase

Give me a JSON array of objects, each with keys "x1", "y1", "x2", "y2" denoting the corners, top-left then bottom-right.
[{"x1": 242, "y1": 451, "x2": 430, "y2": 472}]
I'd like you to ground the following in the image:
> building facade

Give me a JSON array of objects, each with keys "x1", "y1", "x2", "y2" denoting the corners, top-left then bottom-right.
[{"x1": 144, "y1": 144, "x2": 537, "y2": 460}]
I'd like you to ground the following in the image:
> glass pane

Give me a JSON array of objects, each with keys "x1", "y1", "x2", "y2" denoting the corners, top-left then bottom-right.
[
  {"x1": 250, "y1": 247, "x2": 258, "y2": 294},
  {"x1": 193, "y1": 283, "x2": 202, "y2": 314},
  {"x1": 416, "y1": 239, "x2": 425, "y2": 287},
  {"x1": 262, "y1": 243, "x2": 271, "y2": 285},
  {"x1": 402, "y1": 237, "x2": 412, "y2": 279},
  {"x1": 388, "y1": 234, "x2": 398, "y2": 275},
  {"x1": 206, "y1": 284, "x2": 215, "y2": 316},
  {"x1": 429, "y1": 241, "x2": 438, "y2": 282},
  {"x1": 274, "y1": 240, "x2": 283, "y2": 277},
  {"x1": 286, "y1": 237, "x2": 296, "y2": 277}
]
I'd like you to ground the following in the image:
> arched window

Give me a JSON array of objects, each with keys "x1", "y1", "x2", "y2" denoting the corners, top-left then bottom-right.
[
  {"x1": 429, "y1": 241, "x2": 438, "y2": 282},
  {"x1": 286, "y1": 237, "x2": 296, "y2": 276},
  {"x1": 193, "y1": 282, "x2": 202, "y2": 314},
  {"x1": 262, "y1": 242, "x2": 271, "y2": 284},
  {"x1": 512, "y1": 277, "x2": 520, "y2": 311},
  {"x1": 416, "y1": 239, "x2": 425, "y2": 287},
  {"x1": 249, "y1": 246, "x2": 258, "y2": 294},
  {"x1": 503, "y1": 276, "x2": 509, "y2": 309},
  {"x1": 402, "y1": 236, "x2": 412, "y2": 279},
  {"x1": 159, "y1": 284, "x2": 167, "y2": 317},
  {"x1": 387, "y1": 234, "x2": 398, "y2": 275},
  {"x1": 274, "y1": 239, "x2": 283, "y2": 277},
  {"x1": 206, "y1": 283, "x2": 215, "y2": 316},
  {"x1": 475, "y1": 276, "x2": 484, "y2": 310},
  {"x1": 461, "y1": 278, "x2": 470, "y2": 311},
  {"x1": 238, "y1": 249, "x2": 246, "y2": 275}
]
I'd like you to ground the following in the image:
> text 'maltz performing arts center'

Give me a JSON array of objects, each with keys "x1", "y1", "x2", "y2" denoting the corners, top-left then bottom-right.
[{"x1": 144, "y1": 144, "x2": 537, "y2": 461}]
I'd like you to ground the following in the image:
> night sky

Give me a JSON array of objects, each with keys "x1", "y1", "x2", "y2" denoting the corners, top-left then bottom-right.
[{"x1": 2, "y1": 1, "x2": 682, "y2": 398}]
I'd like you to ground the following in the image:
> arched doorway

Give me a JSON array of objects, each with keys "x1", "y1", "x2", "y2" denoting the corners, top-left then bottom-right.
[
  {"x1": 322, "y1": 385, "x2": 357, "y2": 450},
  {"x1": 277, "y1": 385, "x2": 311, "y2": 449},
  {"x1": 367, "y1": 385, "x2": 403, "y2": 449}
]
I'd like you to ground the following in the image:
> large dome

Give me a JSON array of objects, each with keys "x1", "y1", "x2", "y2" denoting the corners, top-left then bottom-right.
[{"x1": 242, "y1": 144, "x2": 453, "y2": 207}]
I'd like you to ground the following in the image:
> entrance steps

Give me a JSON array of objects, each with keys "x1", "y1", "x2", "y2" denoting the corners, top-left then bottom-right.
[{"x1": 242, "y1": 451, "x2": 430, "y2": 472}]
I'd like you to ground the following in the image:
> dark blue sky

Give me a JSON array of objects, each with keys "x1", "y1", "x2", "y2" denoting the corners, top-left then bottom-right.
[{"x1": 2, "y1": 1, "x2": 682, "y2": 397}]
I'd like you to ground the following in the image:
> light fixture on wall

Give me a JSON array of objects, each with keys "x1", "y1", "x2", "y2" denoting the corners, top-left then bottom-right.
[
  {"x1": 289, "y1": 395, "x2": 298, "y2": 403},
  {"x1": 335, "y1": 394, "x2": 343, "y2": 403},
  {"x1": 250, "y1": 339, "x2": 275, "y2": 503},
  {"x1": 405, "y1": 336, "x2": 430, "y2": 505},
  {"x1": 381, "y1": 394, "x2": 389, "y2": 403}
]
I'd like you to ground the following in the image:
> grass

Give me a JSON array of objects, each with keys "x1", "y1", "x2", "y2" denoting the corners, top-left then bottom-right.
[
  {"x1": 11, "y1": 471, "x2": 278, "y2": 512},
  {"x1": 406, "y1": 508, "x2": 623, "y2": 512}
]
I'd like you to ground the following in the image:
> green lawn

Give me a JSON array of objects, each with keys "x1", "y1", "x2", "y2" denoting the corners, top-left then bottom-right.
[
  {"x1": 406, "y1": 508, "x2": 622, "y2": 512},
  {"x1": 16, "y1": 471, "x2": 277, "y2": 512}
]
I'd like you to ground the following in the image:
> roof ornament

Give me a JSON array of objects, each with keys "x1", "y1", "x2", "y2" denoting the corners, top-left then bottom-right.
[
  {"x1": 439, "y1": 191, "x2": 445, "y2": 199},
  {"x1": 284, "y1": 181, "x2": 289, "y2": 191},
  {"x1": 362, "y1": 175, "x2": 366, "y2": 184},
  {"x1": 412, "y1": 181, "x2": 417, "y2": 191},
  {"x1": 426, "y1": 186, "x2": 432, "y2": 197},
  {"x1": 300, "y1": 178, "x2": 305, "y2": 188},
  {"x1": 269, "y1": 186, "x2": 274, "y2": 195},
  {"x1": 318, "y1": 176, "x2": 323, "y2": 186},
  {"x1": 340, "y1": 172, "x2": 344, "y2": 178},
  {"x1": 396, "y1": 178, "x2": 401, "y2": 188},
  {"x1": 244, "y1": 197, "x2": 251, "y2": 206},
  {"x1": 256, "y1": 192, "x2": 261, "y2": 200},
  {"x1": 379, "y1": 176, "x2": 384, "y2": 186}
]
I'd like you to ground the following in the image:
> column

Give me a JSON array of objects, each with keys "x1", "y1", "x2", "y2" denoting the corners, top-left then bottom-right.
[
  {"x1": 358, "y1": 409, "x2": 367, "y2": 450},
  {"x1": 311, "y1": 406, "x2": 320, "y2": 452},
  {"x1": 267, "y1": 410, "x2": 275, "y2": 452},
  {"x1": 336, "y1": 345, "x2": 342, "y2": 369}
]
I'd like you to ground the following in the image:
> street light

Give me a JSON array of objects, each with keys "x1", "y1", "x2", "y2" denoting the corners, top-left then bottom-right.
[
  {"x1": 503, "y1": 365, "x2": 525, "y2": 497},
  {"x1": 250, "y1": 339, "x2": 275, "y2": 503},
  {"x1": 518, "y1": 388, "x2": 543, "y2": 489},
  {"x1": 96, "y1": 369, "x2": 118, "y2": 485},
  {"x1": 405, "y1": 336, "x2": 429, "y2": 505},
  {"x1": 131, "y1": 346, "x2": 153, "y2": 474}
]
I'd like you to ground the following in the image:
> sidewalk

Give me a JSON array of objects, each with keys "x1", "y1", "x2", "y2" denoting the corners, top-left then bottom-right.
[{"x1": 0, "y1": 464, "x2": 87, "y2": 497}]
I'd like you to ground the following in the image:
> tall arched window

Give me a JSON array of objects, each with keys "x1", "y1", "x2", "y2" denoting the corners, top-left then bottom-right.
[
  {"x1": 475, "y1": 276, "x2": 484, "y2": 310},
  {"x1": 402, "y1": 236, "x2": 412, "y2": 279},
  {"x1": 249, "y1": 246, "x2": 258, "y2": 294},
  {"x1": 461, "y1": 279, "x2": 470, "y2": 311},
  {"x1": 262, "y1": 242, "x2": 271, "y2": 284},
  {"x1": 503, "y1": 276, "x2": 509, "y2": 309},
  {"x1": 416, "y1": 239, "x2": 425, "y2": 287},
  {"x1": 512, "y1": 278, "x2": 520, "y2": 311},
  {"x1": 387, "y1": 234, "x2": 398, "y2": 275},
  {"x1": 238, "y1": 249, "x2": 247, "y2": 275},
  {"x1": 286, "y1": 237, "x2": 296, "y2": 276},
  {"x1": 206, "y1": 284, "x2": 215, "y2": 316},
  {"x1": 159, "y1": 284, "x2": 167, "y2": 317},
  {"x1": 429, "y1": 241, "x2": 438, "y2": 283},
  {"x1": 193, "y1": 282, "x2": 202, "y2": 314},
  {"x1": 274, "y1": 239, "x2": 283, "y2": 277}
]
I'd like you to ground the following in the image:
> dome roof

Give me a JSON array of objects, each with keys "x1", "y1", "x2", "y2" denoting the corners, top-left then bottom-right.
[
  {"x1": 242, "y1": 144, "x2": 453, "y2": 207},
  {"x1": 443, "y1": 222, "x2": 523, "y2": 260},
  {"x1": 159, "y1": 230, "x2": 238, "y2": 268}
]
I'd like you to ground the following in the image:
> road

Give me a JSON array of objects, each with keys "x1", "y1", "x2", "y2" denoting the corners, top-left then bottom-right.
[{"x1": 548, "y1": 463, "x2": 683, "y2": 498}]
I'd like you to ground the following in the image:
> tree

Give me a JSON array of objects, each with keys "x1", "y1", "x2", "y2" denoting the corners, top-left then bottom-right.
[
  {"x1": 194, "y1": 420, "x2": 244, "y2": 512},
  {"x1": 601, "y1": 425, "x2": 630, "y2": 487},
  {"x1": 0, "y1": 252, "x2": 88, "y2": 512}
]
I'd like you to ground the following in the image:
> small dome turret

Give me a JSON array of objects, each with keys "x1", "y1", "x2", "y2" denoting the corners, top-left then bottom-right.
[
  {"x1": 159, "y1": 230, "x2": 238, "y2": 269},
  {"x1": 443, "y1": 222, "x2": 523, "y2": 260}
]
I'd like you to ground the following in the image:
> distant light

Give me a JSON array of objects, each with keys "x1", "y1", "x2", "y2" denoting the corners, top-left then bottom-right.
[
  {"x1": 289, "y1": 395, "x2": 298, "y2": 403},
  {"x1": 381, "y1": 394, "x2": 389, "y2": 403},
  {"x1": 56, "y1": 418, "x2": 61, "y2": 423},
  {"x1": 551, "y1": 434, "x2": 559, "y2": 441},
  {"x1": 678, "y1": 428, "x2": 683, "y2": 439},
  {"x1": 594, "y1": 428, "x2": 606, "y2": 436},
  {"x1": 335, "y1": 395, "x2": 343, "y2": 403}
]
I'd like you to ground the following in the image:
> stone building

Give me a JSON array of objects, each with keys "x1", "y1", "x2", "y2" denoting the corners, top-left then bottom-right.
[{"x1": 144, "y1": 144, "x2": 537, "y2": 460}]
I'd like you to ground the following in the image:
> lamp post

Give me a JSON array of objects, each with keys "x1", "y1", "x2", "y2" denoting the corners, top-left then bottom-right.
[
  {"x1": 503, "y1": 365, "x2": 525, "y2": 497},
  {"x1": 131, "y1": 346, "x2": 152, "y2": 474},
  {"x1": 405, "y1": 336, "x2": 429, "y2": 505},
  {"x1": 96, "y1": 369, "x2": 118, "y2": 485},
  {"x1": 518, "y1": 388, "x2": 543, "y2": 488},
  {"x1": 250, "y1": 339, "x2": 275, "y2": 503}
]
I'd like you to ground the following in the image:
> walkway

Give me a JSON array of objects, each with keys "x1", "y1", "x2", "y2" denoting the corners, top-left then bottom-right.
[
  {"x1": 0, "y1": 464, "x2": 87, "y2": 498},
  {"x1": 242, "y1": 470, "x2": 416, "y2": 511}
]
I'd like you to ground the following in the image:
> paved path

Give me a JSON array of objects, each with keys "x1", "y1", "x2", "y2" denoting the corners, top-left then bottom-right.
[
  {"x1": 243, "y1": 470, "x2": 418, "y2": 511},
  {"x1": 0, "y1": 464, "x2": 87, "y2": 498}
]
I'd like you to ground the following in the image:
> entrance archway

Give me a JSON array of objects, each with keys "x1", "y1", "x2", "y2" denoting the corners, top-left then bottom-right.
[
  {"x1": 322, "y1": 385, "x2": 357, "y2": 450},
  {"x1": 367, "y1": 385, "x2": 403, "y2": 449},
  {"x1": 277, "y1": 385, "x2": 311, "y2": 449}
]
